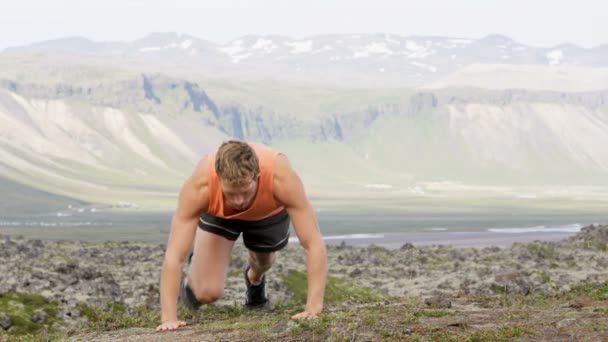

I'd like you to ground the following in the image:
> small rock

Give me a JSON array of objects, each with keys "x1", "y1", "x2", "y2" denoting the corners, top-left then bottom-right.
[
  {"x1": 270, "y1": 320, "x2": 291, "y2": 334},
  {"x1": 69, "y1": 309, "x2": 81, "y2": 318},
  {"x1": 424, "y1": 296, "x2": 452, "y2": 309},
  {"x1": 31, "y1": 310, "x2": 47, "y2": 324},
  {"x1": 437, "y1": 280, "x2": 454, "y2": 290},
  {"x1": 287, "y1": 320, "x2": 298, "y2": 328},
  {"x1": 0, "y1": 314, "x2": 11, "y2": 330},
  {"x1": 349, "y1": 268, "x2": 363, "y2": 277},
  {"x1": 51, "y1": 322, "x2": 69, "y2": 333},
  {"x1": 556, "y1": 318, "x2": 576, "y2": 329},
  {"x1": 400, "y1": 243, "x2": 415, "y2": 250},
  {"x1": 569, "y1": 297, "x2": 593, "y2": 309},
  {"x1": 447, "y1": 322, "x2": 467, "y2": 328}
]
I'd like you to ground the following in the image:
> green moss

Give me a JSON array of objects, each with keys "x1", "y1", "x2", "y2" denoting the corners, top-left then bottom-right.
[
  {"x1": 281, "y1": 270, "x2": 383, "y2": 306},
  {"x1": 535, "y1": 270, "x2": 552, "y2": 284},
  {"x1": 0, "y1": 292, "x2": 59, "y2": 337},
  {"x1": 593, "y1": 307, "x2": 608, "y2": 315},
  {"x1": 463, "y1": 325, "x2": 529, "y2": 341},
  {"x1": 417, "y1": 256, "x2": 430, "y2": 264},
  {"x1": 288, "y1": 313, "x2": 334, "y2": 336},
  {"x1": 187, "y1": 304, "x2": 246, "y2": 320},
  {"x1": 227, "y1": 270, "x2": 242, "y2": 278},
  {"x1": 53, "y1": 281, "x2": 607, "y2": 340},
  {"x1": 77, "y1": 302, "x2": 158, "y2": 331},
  {"x1": 367, "y1": 245, "x2": 388, "y2": 254},
  {"x1": 566, "y1": 281, "x2": 608, "y2": 301},
  {"x1": 405, "y1": 325, "x2": 530, "y2": 342},
  {"x1": 526, "y1": 243, "x2": 557, "y2": 260}
]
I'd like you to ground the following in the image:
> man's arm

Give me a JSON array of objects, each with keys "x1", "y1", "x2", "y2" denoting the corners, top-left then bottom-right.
[
  {"x1": 273, "y1": 154, "x2": 327, "y2": 319},
  {"x1": 157, "y1": 159, "x2": 209, "y2": 331}
]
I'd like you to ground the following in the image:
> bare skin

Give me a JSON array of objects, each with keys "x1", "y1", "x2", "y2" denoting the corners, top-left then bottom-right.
[{"x1": 156, "y1": 153, "x2": 327, "y2": 332}]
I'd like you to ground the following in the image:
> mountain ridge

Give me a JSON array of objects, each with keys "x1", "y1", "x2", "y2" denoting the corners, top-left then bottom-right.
[{"x1": 4, "y1": 33, "x2": 608, "y2": 88}]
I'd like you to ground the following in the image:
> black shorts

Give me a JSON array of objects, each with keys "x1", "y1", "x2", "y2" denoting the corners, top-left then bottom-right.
[{"x1": 198, "y1": 210, "x2": 291, "y2": 253}]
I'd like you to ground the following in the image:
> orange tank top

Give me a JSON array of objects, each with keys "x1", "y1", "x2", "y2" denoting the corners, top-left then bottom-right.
[{"x1": 206, "y1": 142, "x2": 284, "y2": 220}]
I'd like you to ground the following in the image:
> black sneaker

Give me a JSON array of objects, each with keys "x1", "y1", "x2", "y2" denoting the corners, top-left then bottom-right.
[
  {"x1": 178, "y1": 277, "x2": 201, "y2": 310},
  {"x1": 178, "y1": 252, "x2": 201, "y2": 310},
  {"x1": 244, "y1": 265, "x2": 271, "y2": 309}
]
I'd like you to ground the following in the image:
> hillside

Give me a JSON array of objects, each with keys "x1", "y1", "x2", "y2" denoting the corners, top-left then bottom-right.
[{"x1": 1, "y1": 60, "x2": 608, "y2": 212}]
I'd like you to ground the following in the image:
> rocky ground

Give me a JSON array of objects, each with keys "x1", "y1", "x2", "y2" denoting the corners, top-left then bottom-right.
[{"x1": 1, "y1": 224, "x2": 607, "y2": 340}]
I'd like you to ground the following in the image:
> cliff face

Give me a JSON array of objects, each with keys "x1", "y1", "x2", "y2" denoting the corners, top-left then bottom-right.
[{"x1": 1, "y1": 67, "x2": 608, "y2": 208}]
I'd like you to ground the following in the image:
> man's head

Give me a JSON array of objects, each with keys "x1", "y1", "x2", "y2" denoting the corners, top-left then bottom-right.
[{"x1": 215, "y1": 141, "x2": 259, "y2": 212}]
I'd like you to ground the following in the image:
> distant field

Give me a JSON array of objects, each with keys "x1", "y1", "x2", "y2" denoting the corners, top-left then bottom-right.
[
  {"x1": 0, "y1": 175, "x2": 89, "y2": 216},
  {"x1": 1, "y1": 202, "x2": 605, "y2": 243}
]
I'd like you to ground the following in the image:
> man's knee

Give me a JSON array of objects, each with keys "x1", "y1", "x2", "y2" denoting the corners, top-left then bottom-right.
[
  {"x1": 249, "y1": 252, "x2": 275, "y2": 269},
  {"x1": 193, "y1": 287, "x2": 223, "y2": 304}
]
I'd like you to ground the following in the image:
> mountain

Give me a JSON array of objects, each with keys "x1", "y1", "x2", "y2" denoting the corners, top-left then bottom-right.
[
  {"x1": 422, "y1": 63, "x2": 608, "y2": 92},
  {"x1": 1, "y1": 58, "x2": 608, "y2": 211},
  {"x1": 3, "y1": 33, "x2": 608, "y2": 89},
  {"x1": 1, "y1": 34, "x2": 608, "y2": 212}
]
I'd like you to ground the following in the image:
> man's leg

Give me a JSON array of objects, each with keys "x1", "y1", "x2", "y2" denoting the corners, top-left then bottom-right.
[
  {"x1": 247, "y1": 251, "x2": 276, "y2": 284},
  {"x1": 242, "y1": 250, "x2": 276, "y2": 308},
  {"x1": 187, "y1": 229, "x2": 235, "y2": 304},
  {"x1": 241, "y1": 209, "x2": 290, "y2": 308}
]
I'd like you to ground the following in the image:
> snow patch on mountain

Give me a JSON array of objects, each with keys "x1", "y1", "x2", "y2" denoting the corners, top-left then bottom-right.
[
  {"x1": 547, "y1": 50, "x2": 564, "y2": 66},
  {"x1": 312, "y1": 45, "x2": 332, "y2": 54},
  {"x1": 139, "y1": 39, "x2": 193, "y2": 53},
  {"x1": 448, "y1": 39, "x2": 472, "y2": 45},
  {"x1": 353, "y1": 42, "x2": 394, "y2": 58},
  {"x1": 411, "y1": 61, "x2": 438, "y2": 73},
  {"x1": 219, "y1": 40, "x2": 253, "y2": 63},
  {"x1": 251, "y1": 38, "x2": 277, "y2": 53},
  {"x1": 139, "y1": 47, "x2": 161, "y2": 52},
  {"x1": 384, "y1": 34, "x2": 401, "y2": 45},
  {"x1": 285, "y1": 40, "x2": 313, "y2": 54},
  {"x1": 180, "y1": 39, "x2": 192, "y2": 49}
]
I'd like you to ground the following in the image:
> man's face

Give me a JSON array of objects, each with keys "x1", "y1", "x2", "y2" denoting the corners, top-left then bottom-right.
[{"x1": 220, "y1": 178, "x2": 258, "y2": 212}]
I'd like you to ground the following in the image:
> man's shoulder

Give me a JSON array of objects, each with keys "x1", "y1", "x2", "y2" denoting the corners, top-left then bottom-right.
[
  {"x1": 271, "y1": 153, "x2": 296, "y2": 188},
  {"x1": 183, "y1": 156, "x2": 211, "y2": 193},
  {"x1": 195, "y1": 155, "x2": 211, "y2": 172}
]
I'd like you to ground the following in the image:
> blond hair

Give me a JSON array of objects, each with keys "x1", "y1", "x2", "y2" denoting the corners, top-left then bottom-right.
[{"x1": 215, "y1": 140, "x2": 260, "y2": 185}]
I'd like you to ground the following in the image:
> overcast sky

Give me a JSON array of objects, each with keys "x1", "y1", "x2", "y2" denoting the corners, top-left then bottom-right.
[{"x1": 1, "y1": 0, "x2": 605, "y2": 50}]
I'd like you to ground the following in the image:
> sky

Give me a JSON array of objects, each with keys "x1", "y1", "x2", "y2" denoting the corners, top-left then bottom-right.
[{"x1": 1, "y1": 0, "x2": 606, "y2": 50}]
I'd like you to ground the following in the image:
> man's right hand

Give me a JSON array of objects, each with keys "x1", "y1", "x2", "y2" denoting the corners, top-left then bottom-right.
[{"x1": 155, "y1": 320, "x2": 187, "y2": 332}]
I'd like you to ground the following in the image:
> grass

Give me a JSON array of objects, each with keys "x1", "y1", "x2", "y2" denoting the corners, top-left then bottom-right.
[
  {"x1": 280, "y1": 269, "x2": 384, "y2": 305},
  {"x1": 485, "y1": 280, "x2": 608, "y2": 310},
  {"x1": 4, "y1": 280, "x2": 608, "y2": 341},
  {"x1": 525, "y1": 242, "x2": 557, "y2": 260},
  {"x1": 76, "y1": 302, "x2": 159, "y2": 332},
  {"x1": 0, "y1": 293, "x2": 59, "y2": 339},
  {"x1": 564, "y1": 281, "x2": 608, "y2": 301}
]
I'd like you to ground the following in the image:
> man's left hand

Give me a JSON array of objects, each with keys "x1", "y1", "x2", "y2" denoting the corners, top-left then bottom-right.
[{"x1": 291, "y1": 310, "x2": 319, "y2": 320}]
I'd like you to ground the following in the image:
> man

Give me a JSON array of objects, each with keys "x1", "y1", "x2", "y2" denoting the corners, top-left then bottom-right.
[{"x1": 156, "y1": 140, "x2": 327, "y2": 332}]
